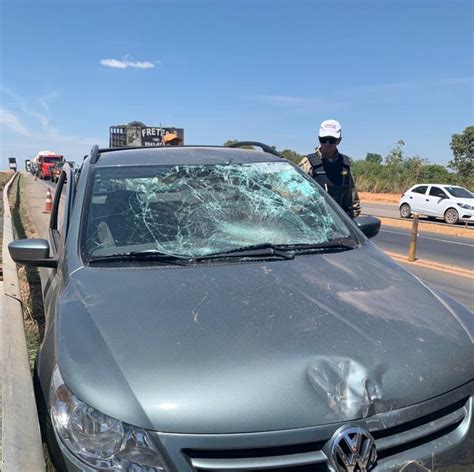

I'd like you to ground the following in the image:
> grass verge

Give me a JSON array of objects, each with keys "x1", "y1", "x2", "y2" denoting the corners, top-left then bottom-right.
[
  {"x1": 0, "y1": 172, "x2": 15, "y2": 258},
  {"x1": 9, "y1": 175, "x2": 55, "y2": 471},
  {"x1": 10, "y1": 175, "x2": 45, "y2": 370}
]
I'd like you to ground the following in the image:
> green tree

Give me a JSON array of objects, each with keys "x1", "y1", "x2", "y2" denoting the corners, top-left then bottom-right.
[
  {"x1": 384, "y1": 140, "x2": 405, "y2": 167},
  {"x1": 448, "y1": 126, "x2": 474, "y2": 178},
  {"x1": 223, "y1": 140, "x2": 255, "y2": 150},
  {"x1": 404, "y1": 155, "x2": 428, "y2": 181},
  {"x1": 365, "y1": 153, "x2": 382, "y2": 164},
  {"x1": 280, "y1": 149, "x2": 304, "y2": 164},
  {"x1": 422, "y1": 164, "x2": 451, "y2": 183},
  {"x1": 223, "y1": 140, "x2": 239, "y2": 147}
]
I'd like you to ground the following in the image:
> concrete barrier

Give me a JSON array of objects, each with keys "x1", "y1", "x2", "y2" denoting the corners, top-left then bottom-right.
[{"x1": 2, "y1": 172, "x2": 45, "y2": 471}]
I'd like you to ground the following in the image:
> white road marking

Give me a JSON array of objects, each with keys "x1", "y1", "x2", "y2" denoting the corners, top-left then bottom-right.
[{"x1": 380, "y1": 229, "x2": 474, "y2": 247}]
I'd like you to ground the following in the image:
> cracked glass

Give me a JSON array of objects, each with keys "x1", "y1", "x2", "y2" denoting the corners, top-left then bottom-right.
[{"x1": 82, "y1": 161, "x2": 351, "y2": 259}]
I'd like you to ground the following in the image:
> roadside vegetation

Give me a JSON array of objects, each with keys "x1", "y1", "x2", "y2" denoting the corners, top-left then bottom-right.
[
  {"x1": 8, "y1": 174, "x2": 54, "y2": 470},
  {"x1": 226, "y1": 125, "x2": 474, "y2": 193},
  {"x1": 9, "y1": 174, "x2": 45, "y2": 370},
  {"x1": 0, "y1": 172, "x2": 15, "y2": 258}
]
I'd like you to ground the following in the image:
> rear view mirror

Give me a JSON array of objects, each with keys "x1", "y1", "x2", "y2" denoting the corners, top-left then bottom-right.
[
  {"x1": 8, "y1": 239, "x2": 57, "y2": 268},
  {"x1": 353, "y1": 216, "x2": 381, "y2": 239}
]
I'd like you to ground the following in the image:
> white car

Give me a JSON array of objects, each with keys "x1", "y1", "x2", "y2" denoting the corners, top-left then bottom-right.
[{"x1": 399, "y1": 184, "x2": 474, "y2": 224}]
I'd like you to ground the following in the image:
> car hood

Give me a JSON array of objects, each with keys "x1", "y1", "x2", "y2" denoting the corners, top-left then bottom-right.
[{"x1": 58, "y1": 244, "x2": 473, "y2": 434}]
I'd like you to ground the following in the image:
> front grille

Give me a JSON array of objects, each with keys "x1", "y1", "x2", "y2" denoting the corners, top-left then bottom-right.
[
  {"x1": 195, "y1": 466, "x2": 328, "y2": 472},
  {"x1": 182, "y1": 396, "x2": 471, "y2": 471}
]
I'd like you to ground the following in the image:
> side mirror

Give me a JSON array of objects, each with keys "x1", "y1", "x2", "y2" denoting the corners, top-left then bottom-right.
[
  {"x1": 353, "y1": 216, "x2": 381, "y2": 239},
  {"x1": 8, "y1": 239, "x2": 57, "y2": 268}
]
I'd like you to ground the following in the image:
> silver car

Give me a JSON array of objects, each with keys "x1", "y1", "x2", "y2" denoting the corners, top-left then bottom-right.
[{"x1": 9, "y1": 145, "x2": 473, "y2": 472}]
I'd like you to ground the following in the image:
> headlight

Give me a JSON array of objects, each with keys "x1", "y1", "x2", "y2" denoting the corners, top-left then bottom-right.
[
  {"x1": 49, "y1": 366, "x2": 169, "y2": 471},
  {"x1": 457, "y1": 203, "x2": 474, "y2": 210}
]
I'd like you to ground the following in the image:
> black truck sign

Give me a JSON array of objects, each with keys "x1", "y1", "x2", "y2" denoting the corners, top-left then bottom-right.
[
  {"x1": 109, "y1": 122, "x2": 184, "y2": 148},
  {"x1": 141, "y1": 127, "x2": 184, "y2": 146}
]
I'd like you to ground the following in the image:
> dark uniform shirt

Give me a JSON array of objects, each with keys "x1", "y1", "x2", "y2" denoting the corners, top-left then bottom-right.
[
  {"x1": 322, "y1": 157, "x2": 343, "y2": 187},
  {"x1": 298, "y1": 149, "x2": 361, "y2": 218}
]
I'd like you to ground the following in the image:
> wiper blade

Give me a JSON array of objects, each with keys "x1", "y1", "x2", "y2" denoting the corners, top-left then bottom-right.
[
  {"x1": 88, "y1": 250, "x2": 190, "y2": 265},
  {"x1": 285, "y1": 237, "x2": 358, "y2": 251},
  {"x1": 196, "y1": 238, "x2": 357, "y2": 261},
  {"x1": 196, "y1": 243, "x2": 295, "y2": 261}
]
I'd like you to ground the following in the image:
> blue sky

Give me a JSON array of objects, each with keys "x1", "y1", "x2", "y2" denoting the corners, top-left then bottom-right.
[{"x1": 1, "y1": 0, "x2": 472, "y2": 170}]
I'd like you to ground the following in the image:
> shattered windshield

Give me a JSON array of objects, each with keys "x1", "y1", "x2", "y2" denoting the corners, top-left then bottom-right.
[{"x1": 81, "y1": 161, "x2": 352, "y2": 259}]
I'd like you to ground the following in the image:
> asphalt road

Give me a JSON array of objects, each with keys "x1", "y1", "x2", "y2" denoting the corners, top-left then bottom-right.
[
  {"x1": 372, "y1": 226, "x2": 474, "y2": 271},
  {"x1": 395, "y1": 262, "x2": 474, "y2": 311},
  {"x1": 363, "y1": 202, "x2": 400, "y2": 219},
  {"x1": 371, "y1": 227, "x2": 474, "y2": 311}
]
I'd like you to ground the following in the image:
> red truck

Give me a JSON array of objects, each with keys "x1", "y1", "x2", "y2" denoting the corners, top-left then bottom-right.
[{"x1": 33, "y1": 151, "x2": 64, "y2": 180}]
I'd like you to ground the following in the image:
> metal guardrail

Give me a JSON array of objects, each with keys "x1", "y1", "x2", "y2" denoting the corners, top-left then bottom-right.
[{"x1": 2, "y1": 172, "x2": 45, "y2": 471}]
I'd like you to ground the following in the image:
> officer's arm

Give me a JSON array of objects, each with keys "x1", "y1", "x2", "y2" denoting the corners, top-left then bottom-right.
[
  {"x1": 349, "y1": 171, "x2": 361, "y2": 217},
  {"x1": 298, "y1": 157, "x2": 312, "y2": 175}
]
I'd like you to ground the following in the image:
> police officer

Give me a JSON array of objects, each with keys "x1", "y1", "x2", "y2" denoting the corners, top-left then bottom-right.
[{"x1": 299, "y1": 119, "x2": 360, "y2": 218}]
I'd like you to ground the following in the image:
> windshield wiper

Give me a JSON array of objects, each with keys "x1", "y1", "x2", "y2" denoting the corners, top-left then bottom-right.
[
  {"x1": 196, "y1": 243, "x2": 295, "y2": 261},
  {"x1": 195, "y1": 238, "x2": 357, "y2": 261},
  {"x1": 88, "y1": 250, "x2": 190, "y2": 265},
  {"x1": 282, "y1": 237, "x2": 359, "y2": 252}
]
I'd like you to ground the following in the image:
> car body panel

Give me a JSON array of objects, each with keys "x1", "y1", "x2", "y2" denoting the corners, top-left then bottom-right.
[
  {"x1": 400, "y1": 184, "x2": 474, "y2": 222},
  {"x1": 17, "y1": 149, "x2": 472, "y2": 471},
  {"x1": 54, "y1": 242, "x2": 473, "y2": 434},
  {"x1": 402, "y1": 185, "x2": 428, "y2": 214}
]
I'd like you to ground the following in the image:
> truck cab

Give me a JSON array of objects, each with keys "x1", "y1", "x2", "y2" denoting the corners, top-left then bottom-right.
[{"x1": 34, "y1": 152, "x2": 64, "y2": 180}]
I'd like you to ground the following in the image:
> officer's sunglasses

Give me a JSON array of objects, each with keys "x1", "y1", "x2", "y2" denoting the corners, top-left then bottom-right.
[{"x1": 319, "y1": 136, "x2": 338, "y2": 145}]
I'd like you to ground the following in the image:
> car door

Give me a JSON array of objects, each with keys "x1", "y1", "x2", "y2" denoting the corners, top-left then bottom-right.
[
  {"x1": 424, "y1": 185, "x2": 449, "y2": 217},
  {"x1": 42, "y1": 165, "x2": 75, "y2": 321},
  {"x1": 406, "y1": 185, "x2": 428, "y2": 213}
]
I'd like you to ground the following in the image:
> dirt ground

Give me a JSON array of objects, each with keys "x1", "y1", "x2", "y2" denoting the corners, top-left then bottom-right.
[{"x1": 360, "y1": 192, "x2": 401, "y2": 204}]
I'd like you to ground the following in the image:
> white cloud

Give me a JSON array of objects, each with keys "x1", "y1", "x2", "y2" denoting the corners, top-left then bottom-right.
[
  {"x1": 257, "y1": 95, "x2": 314, "y2": 106},
  {"x1": 251, "y1": 94, "x2": 348, "y2": 110},
  {"x1": 38, "y1": 92, "x2": 59, "y2": 115},
  {"x1": 346, "y1": 76, "x2": 474, "y2": 97},
  {"x1": 100, "y1": 58, "x2": 155, "y2": 69},
  {"x1": 0, "y1": 89, "x2": 104, "y2": 168},
  {"x1": 440, "y1": 76, "x2": 473, "y2": 85},
  {"x1": 1, "y1": 85, "x2": 54, "y2": 127},
  {"x1": 0, "y1": 108, "x2": 32, "y2": 137}
]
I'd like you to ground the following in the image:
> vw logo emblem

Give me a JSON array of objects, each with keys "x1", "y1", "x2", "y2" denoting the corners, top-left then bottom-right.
[{"x1": 328, "y1": 425, "x2": 377, "y2": 472}]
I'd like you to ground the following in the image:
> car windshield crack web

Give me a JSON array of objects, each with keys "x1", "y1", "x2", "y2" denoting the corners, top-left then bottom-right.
[{"x1": 83, "y1": 162, "x2": 350, "y2": 259}]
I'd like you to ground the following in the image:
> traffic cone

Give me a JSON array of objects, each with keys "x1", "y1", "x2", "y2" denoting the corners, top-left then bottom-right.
[{"x1": 43, "y1": 188, "x2": 52, "y2": 214}]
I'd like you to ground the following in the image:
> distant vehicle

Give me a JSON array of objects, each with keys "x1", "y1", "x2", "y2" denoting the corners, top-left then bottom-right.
[
  {"x1": 25, "y1": 159, "x2": 31, "y2": 172},
  {"x1": 399, "y1": 183, "x2": 474, "y2": 224},
  {"x1": 33, "y1": 151, "x2": 64, "y2": 180},
  {"x1": 8, "y1": 157, "x2": 17, "y2": 172},
  {"x1": 109, "y1": 121, "x2": 184, "y2": 148},
  {"x1": 7, "y1": 145, "x2": 473, "y2": 471},
  {"x1": 51, "y1": 161, "x2": 65, "y2": 183}
]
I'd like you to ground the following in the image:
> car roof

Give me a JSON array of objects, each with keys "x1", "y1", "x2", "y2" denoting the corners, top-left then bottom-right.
[
  {"x1": 94, "y1": 146, "x2": 283, "y2": 168},
  {"x1": 410, "y1": 183, "x2": 463, "y2": 189}
]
